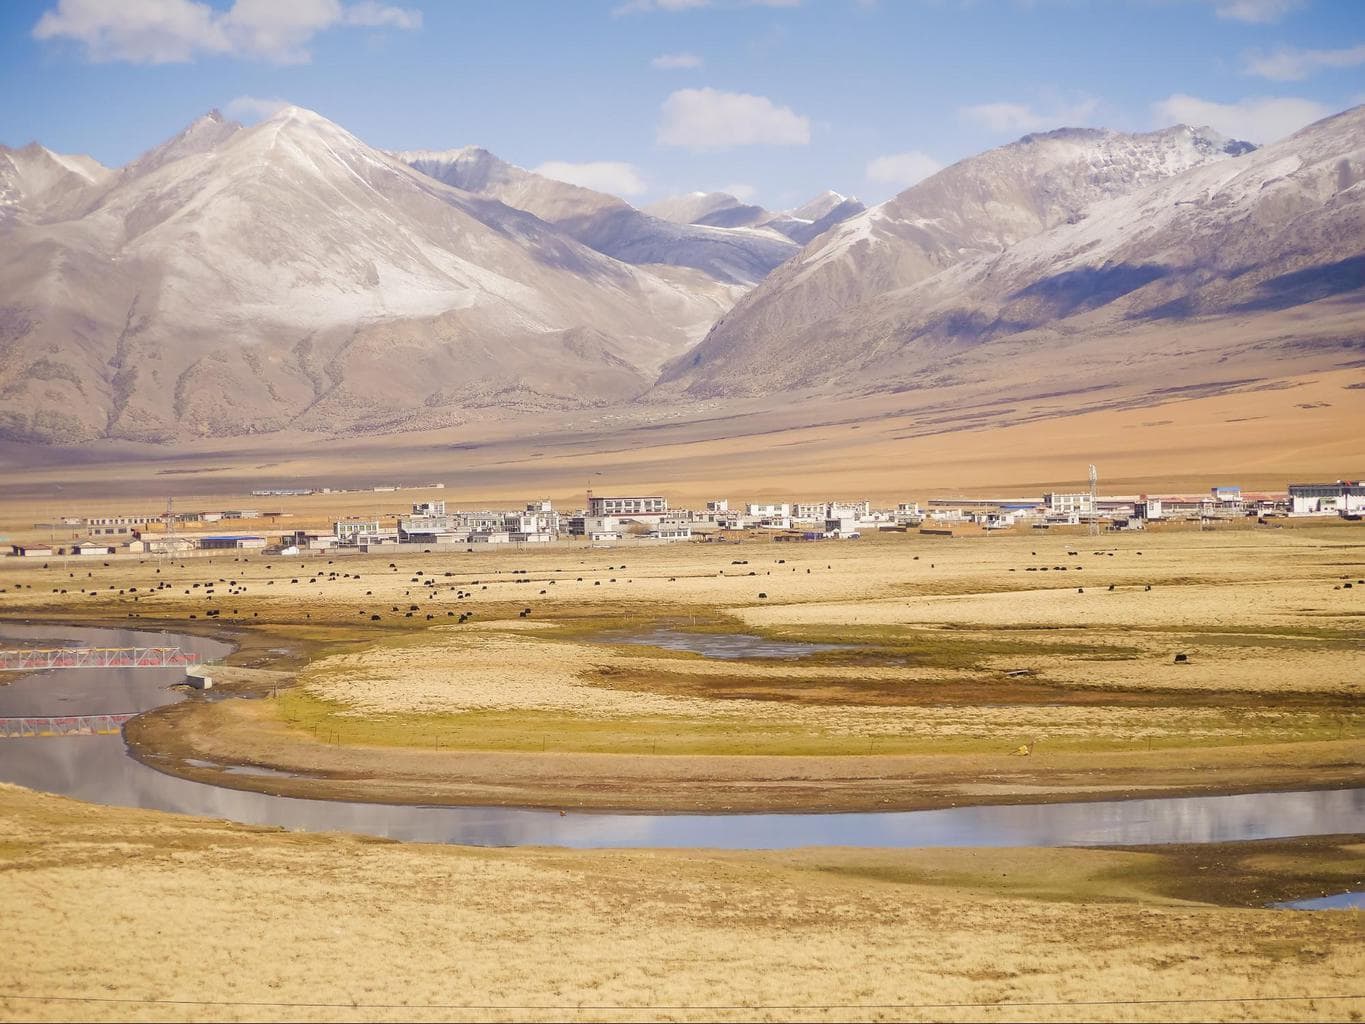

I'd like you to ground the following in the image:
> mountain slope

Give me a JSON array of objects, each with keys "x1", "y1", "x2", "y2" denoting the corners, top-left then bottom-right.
[
  {"x1": 399, "y1": 148, "x2": 797, "y2": 285},
  {"x1": 0, "y1": 142, "x2": 110, "y2": 224},
  {"x1": 0, "y1": 108, "x2": 734, "y2": 443},
  {"x1": 660, "y1": 124, "x2": 1266, "y2": 396}
]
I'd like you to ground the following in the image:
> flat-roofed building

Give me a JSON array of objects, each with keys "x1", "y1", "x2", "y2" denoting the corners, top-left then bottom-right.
[
  {"x1": 10, "y1": 544, "x2": 53, "y2": 557},
  {"x1": 334, "y1": 519, "x2": 384, "y2": 545},
  {"x1": 1044, "y1": 492, "x2": 1094, "y2": 515},
  {"x1": 1289, "y1": 481, "x2": 1365, "y2": 516},
  {"x1": 648, "y1": 522, "x2": 693, "y2": 541},
  {"x1": 587, "y1": 495, "x2": 667, "y2": 517},
  {"x1": 198, "y1": 535, "x2": 266, "y2": 550}
]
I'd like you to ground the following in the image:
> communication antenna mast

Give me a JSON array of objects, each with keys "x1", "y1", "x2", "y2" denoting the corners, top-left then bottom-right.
[
  {"x1": 1088, "y1": 464, "x2": 1100, "y2": 537},
  {"x1": 159, "y1": 496, "x2": 178, "y2": 566}
]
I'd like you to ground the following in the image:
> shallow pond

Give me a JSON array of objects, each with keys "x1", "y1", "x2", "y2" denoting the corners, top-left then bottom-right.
[{"x1": 614, "y1": 628, "x2": 851, "y2": 660}]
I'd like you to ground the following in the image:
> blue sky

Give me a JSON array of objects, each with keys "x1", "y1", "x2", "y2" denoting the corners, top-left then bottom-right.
[{"x1": 2, "y1": 0, "x2": 1362, "y2": 208}]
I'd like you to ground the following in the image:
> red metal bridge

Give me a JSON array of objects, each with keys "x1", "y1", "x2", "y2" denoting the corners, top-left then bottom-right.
[
  {"x1": 0, "y1": 647, "x2": 200, "y2": 671},
  {"x1": 0, "y1": 714, "x2": 136, "y2": 739}
]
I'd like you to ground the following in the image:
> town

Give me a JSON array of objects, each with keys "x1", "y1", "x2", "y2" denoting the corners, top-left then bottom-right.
[{"x1": 9, "y1": 478, "x2": 1363, "y2": 558}]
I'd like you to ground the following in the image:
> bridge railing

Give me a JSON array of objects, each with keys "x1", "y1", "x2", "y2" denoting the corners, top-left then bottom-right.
[
  {"x1": 0, "y1": 714, "x2": 136, "y2": 739},
  {"x1": 0, "y1": 647, "x2": 200, "y2": 671}
]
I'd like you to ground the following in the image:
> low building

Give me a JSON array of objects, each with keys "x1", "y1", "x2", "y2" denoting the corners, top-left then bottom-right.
[
  {"x1": 10, "y1": 544, "x2": 53, "y2": 557},
  {"x1": 568, "y1": 515, "x2": 623, "y2": 540},
  {"x1": 825, "y1": 516, "x2": 860, "y2": 537},
  {"x1": 198, "y1": 535, "x2": 266, "y2": 550},
  {"x1": 1288, "y1": 481, "x2": 1365, "y2": 516},
  {"x1": 1135, "y1": 497, "x2": 1164, "y2": 520},
  {"x1": 75, "y1": 541, "x2": 115, "y2": 556},
  {"x1": 647, "y1": 523, "x2": 693, "y2": 541}
]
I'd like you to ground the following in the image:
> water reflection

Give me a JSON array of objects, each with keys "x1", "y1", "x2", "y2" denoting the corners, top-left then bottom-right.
[
  {"x1": 1274, "y1": 892, "x2": 1365, "y2": 911},
  {"x1": 616, "y1": 628, "x2": 850, "y2": 659}
]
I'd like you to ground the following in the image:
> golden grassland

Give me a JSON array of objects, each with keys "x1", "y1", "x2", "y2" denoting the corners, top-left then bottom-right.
[
  {"x1": 0, "y1": 784, "x2": 1361, "y2": 1024},
  {"x1": 0, "y1": 366, "x2": 1361, "y2": 524},
  {"x1": 3, "y1": 520, "x2": 1361, "y2": 811}
]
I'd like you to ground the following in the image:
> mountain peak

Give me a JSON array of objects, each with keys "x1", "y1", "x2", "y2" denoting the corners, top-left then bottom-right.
[{"x1": 789, "y1": 190, "x2": 856, "y2": 222}]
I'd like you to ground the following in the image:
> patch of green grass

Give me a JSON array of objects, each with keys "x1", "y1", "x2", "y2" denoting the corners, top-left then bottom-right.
[{"x1": 271, "y1": 688, "x2": 1358, "y2": 756}]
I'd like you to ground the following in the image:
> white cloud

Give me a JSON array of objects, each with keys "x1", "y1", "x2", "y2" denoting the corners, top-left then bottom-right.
[
  {"x1": 866, "y1": 151, "x2": 942, "y2": 189},
  {"x1": 224, "y1": 95, "x2": 291, "y2": 121},
  {"x1": 1153, "y1": 93, "x2": 1330, "y2": 143},
  {"x1": 721, "y1": 183, "x2": 757, "y2": 201},
  {"x1": 343, "y1": 0, "x2": 421, "y2": 28},
  {"x1": 32, "y1": 0, "x2": 420, "y2": 65},
  {"x1": 614, "y1": 0, "x2": 710, "y2": 14},
  {"x1": 657, "y1": 87, "x2": 811, "y2": 149},
  {"x1": 652, "y1": 51, "x2": 703, "y2": 69},
  {"x1": 533, "y1": 160, "x2": 647, "y2": 197},
  {"x1": 960, "y1": 97, "x2": 1100, "y2": 134},
  {"x1": 1213, "y1": 0, "x2": 1302, "y2": 23},
  {"x1": 1245, "y1": 44, "x2": 1365, "y2": 81}
]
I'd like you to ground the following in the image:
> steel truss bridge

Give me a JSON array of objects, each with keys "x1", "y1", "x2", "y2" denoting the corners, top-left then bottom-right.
[
  {"x1": 0, "y1": 714, "x2": 136, "y2": 739},
  {"x1": 0, "y1": 647, "x2": 200, "y2": 671}
]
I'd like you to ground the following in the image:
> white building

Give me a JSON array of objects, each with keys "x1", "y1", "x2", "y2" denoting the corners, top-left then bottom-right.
[
  {"x1": 588, "y1": 495, "x2": 667, "y2": 517},
  {"x1": 567, "y1": 515, "x2": 623, "y2": 540},
  {"x1": 1044, "y1": 492, "x2": 1095, "y2": 515},
  {"x1": 746, "y1": 502, "x2": 790, "y2": 518},
  {"x1": 825, "y1": 516, "x2": 860, "y2": 537},
  {"x1": 1288, "y1": 481, "x2": 1365, "y2": 516},
  {"x1": 1134, "y1": 497, "x2": 1164, "y2": 521},
  {"x1": 648, "y1": 523, "x2": 693, "y2": 541},
  {"x1": 334, "y1": 519, "x2": 385, "y2": 545}
]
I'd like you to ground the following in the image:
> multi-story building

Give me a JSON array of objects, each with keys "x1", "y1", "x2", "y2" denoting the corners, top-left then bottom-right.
[
  {"x1": 587, "y1": 495, "x2": 667, "y2": 518},
  {"x1": 334, "y1": 519, "x2": 385, "y2": 545},
  {"x1": 1044, "y1": 492, "x2": 1095, "y2": 516}
]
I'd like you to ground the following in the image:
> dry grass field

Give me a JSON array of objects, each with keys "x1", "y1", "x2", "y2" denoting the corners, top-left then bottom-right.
[
  {"x1": 1, "y1": 784, "x2": 1362, "y2": 1024},
  {"x1": 0, "y1": 366, "x2": 1361, "y2": 521},
  {"x1": 3, "y1": 519, "x2": 1361, "y2": 811}
]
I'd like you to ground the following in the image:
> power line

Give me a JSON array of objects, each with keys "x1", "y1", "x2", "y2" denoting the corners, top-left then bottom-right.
[{"x1": 0, "y1": 991, "x2": 1359, "y2": 1011}]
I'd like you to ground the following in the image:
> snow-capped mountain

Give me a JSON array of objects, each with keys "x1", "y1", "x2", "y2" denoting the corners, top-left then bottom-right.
[
  {"x1": 644, "y1": 188, "x2": 866, "y2": 244},
  {"x1": 0, "y1": 142, "x2": 110, "y2": 224},
  {"x1": 0, "y1": 107, "x2": 739, "y2": 442},
  {"x1": 398, "y1": 148, "x2": 797, "y2": 286},
  {"x1": 3, "y1": 103, "x2": 1358, "y2": 446},
  {"x1": 643, "y1": 191, "x2": 764, "y2": 227},
  {"x1": 660, "y1": 124, "x2": 1269, "y2": 396}
]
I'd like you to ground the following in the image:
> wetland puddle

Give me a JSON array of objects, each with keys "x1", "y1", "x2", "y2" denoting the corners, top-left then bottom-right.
[
  {"x1": 614, "y1": 628, "x2": 852, "y2": 660},
  {"x1": 1273, "y1": 892, "x2": 1365, "y2": 910}
]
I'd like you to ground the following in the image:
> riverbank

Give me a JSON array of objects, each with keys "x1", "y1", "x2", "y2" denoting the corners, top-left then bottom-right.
[
  {"x1": 125, "y1": 694, "x2": 1365, "y2": 812},
  {"x1": 1, "y1": 782, "x2": 1360, "y2": 1023}
]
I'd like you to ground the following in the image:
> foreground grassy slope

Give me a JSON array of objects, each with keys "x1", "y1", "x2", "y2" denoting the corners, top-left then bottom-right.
[{"x1": 1, "y1": 784, "x2": 1361, "y2": 1023}]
